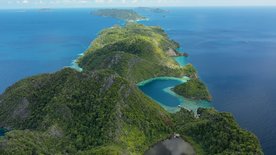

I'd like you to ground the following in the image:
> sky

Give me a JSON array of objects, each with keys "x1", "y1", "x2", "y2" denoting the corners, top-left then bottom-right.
[{"x1": 1, "y1": 0, "x2": 276, "y2": 9}]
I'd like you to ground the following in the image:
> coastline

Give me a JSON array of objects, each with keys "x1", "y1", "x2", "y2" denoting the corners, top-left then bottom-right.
[
  {"x1": 137, "y1": 76, "x2": 212, "y2": 114},
  {"x1": 0, "y1": 8, "x2": 265, "y2": 155},
  {"x1": 49, "y1": 15, "x2": 266, "y2": 154},
  {"x1": 164, "y1": 87, "x2": 212, "y2": 114},
  {"x1": 137, "y1": 76, "x2": 190, "y2": 87}
]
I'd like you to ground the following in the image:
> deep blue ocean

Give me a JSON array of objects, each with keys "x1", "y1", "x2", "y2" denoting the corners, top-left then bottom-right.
[
  {"x1": 0, "y1": 7, "x2": 276, "y2": 154},
  {"x1": 0, "y1": 9, "x2": 121, "y2": 93}
]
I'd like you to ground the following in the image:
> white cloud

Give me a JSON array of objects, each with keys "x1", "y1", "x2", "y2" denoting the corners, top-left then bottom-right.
[
  {"x1": 2, "y1": 0, "x2": 276, "y2": 8},
  {"x1": 95, "y1": 0, "x2": 105, "y2": 3},
  {"x1": 79, "y1": 0, "x2": 89, "y2": 3},
  {"x1": 22, "y1": 0, "x2": 29, "y2": 4}
]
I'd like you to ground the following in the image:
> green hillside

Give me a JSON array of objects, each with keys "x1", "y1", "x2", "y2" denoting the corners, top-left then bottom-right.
[
  {"x1": 78, "y1": 23, "x2": 194, "y2": 82},
  {"x1": 173, "y1": 108, "x2": 263, "y2": 155},
  {"x1": 0, "y1": 68, "x2": 172, "y2": 154}
]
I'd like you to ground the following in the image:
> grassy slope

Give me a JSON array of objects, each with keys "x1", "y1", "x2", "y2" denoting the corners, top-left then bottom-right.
[{"x1": 0, "y1": 23, "x2": 263, "y2": 154}]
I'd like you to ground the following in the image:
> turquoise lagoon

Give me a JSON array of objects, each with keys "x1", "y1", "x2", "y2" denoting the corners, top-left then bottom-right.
[
  {"x1": 138, "y1": 45, "x2": 210, "y2": 113},
  {"x1": 174, "y1": 47, "x2": 188, "y2": 66},
  {"x1": 138, "y1": 76, "x2": 212, "y2": 113},
  {"x1": 0, "y1": 128, "x2": 6, "y2": 137},
  {"x1": 174, "y1": 56, "x2": 188, "y2": 66}
]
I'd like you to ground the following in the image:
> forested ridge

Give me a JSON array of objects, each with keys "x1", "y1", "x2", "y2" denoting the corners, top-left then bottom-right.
[{"x1": 0, "y1": 23, "x2": 263, "y2": 155}]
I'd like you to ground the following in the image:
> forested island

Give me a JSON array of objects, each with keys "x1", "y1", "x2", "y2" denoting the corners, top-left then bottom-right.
[
  {"x1": 173, "y1": 79, "x2": 212, "y2": 101},
  {"x1": 137, "y1": 7, "x2": 169, "y2": 13},
  {"x1": 0, "y1": 21, "x2": 263, "y2": 154},
  {"x1": 93, "y1": 9, "x2": 147, "y2": 21}
]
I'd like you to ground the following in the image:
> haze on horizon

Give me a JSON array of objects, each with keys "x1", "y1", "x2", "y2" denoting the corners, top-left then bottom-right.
[{"x1": 1, "y1": 0, "x2": 276, "y2": 9}]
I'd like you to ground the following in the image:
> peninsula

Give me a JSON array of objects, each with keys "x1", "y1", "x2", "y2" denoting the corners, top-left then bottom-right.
[
  {"x1": 0, "y1": 23, "x2": 263, "y2": 154},
  {"x1": 173, "y1": 79, "x2": 212, "y2": 101}
]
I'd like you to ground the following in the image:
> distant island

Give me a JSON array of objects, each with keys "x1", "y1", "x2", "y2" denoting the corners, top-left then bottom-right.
[
  {"x1": 92, "y1": 9, "x2": 147, "y2": 21},
  {"x1": 38, "y1": 8, "x2": 53, "y2": 12},
  {"x1": 137, "y1": 7, "x2": 169, "y2": 13}
]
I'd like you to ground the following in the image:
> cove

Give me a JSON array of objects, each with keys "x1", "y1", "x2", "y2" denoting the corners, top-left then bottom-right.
[
  {"x1": 174, "y1": 56, "x2": 188, "y2": 67},
  {"x1": 138, "y1": 77, "x2": 212, "y2": 113}
]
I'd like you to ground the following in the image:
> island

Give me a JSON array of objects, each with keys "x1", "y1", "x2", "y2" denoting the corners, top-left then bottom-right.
[
  {"x1": 0, "y1": 23, "x2": 263, "y2": 154},
  {"x1": 92, "y1": 9, "x2": 147, "y2": 21},
  {"x1": 137, "y1": 7, "x2": 169, "y2": 13},
  {"x1": 173, "y1": 79, "x2": 212, "y2": 101},
  {"x1": 38, "y1": 8, "x2": 53, "y2": 12}
]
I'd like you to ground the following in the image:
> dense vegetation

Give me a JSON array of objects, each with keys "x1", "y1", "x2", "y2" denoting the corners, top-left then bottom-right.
[
  {"x1": 93, "y1": 9, "x2": 147, "y2": 21},
  {"x1": 137, "y1": 7, "x2": 168, "y2": 13},
  {"x1": 173, "y1": 79, "x2": 212, "y2": 101},
  {"x1": 0, "y1": 69, "x2": 172, "y2": 154},
  {"x1": 172, "y1": 108, "x2": 263, "y2": 155},
  {"x1": 0, "y1": 23, "x2": 263, "y2": 154},
  {"x1": 78, "y1": 23, "x2": 193, "y2": 83}
]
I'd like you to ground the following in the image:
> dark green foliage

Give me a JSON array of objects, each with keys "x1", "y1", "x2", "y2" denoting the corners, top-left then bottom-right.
[
  {"x1": 172, "y1": 108, "x2": 263, "y2": 155},
  {"x1": 173, "y1": 79, "x2": 212, "y2": 101},
  {"x1": 79, "y1": 50, "x2": 187, "y2": 83},
  {"x1": 0, "y1": 130, "x2": 65, "y2": 155},
  {"x1": 0, "y1": 68, "x2": 172, "y2": 154},
  {"x1": 182, "y1": 64, "x2": 197, "y2": 78},
  {"x1": 93, "y1": 9, "x2": 146, "y2": 21},
  {"x1": 77, "y1": 145, "x2": 124, "y2": 155}
]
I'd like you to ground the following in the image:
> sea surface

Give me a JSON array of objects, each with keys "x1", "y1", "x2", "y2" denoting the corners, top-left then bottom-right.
[
  {"x1": 139, "y1": 7, "x2": 276, "y2": 154},
  {"x1": 0, "y1": 7, "x2": 276, "y2": 154},
  {"x1": 174, "y1": 56, "x2": 188, "y2": 66},
  {"x1": 0, "y1": 9, "x2": 121, "y2": 93}
]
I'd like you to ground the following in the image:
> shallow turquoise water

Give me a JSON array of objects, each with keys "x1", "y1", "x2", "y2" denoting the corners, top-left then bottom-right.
[
  {"x1": 0, "y1": 128, "x2": 6, "y2": 136},
  {"x1": 174, "y1": 56, "x2": 188, "y2": 66}
]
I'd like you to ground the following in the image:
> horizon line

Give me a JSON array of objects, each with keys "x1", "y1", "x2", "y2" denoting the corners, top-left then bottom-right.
[{"x1": 1, "y1": 5, "x2": 276, "y2": 10}]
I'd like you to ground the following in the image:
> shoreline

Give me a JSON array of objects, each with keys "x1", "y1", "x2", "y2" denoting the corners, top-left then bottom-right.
[
  {"x1": 137, "y1": 77, "x2": 212, "y2": 114},
  {"x1": 137, "y1": 76, "x2": 190, "y2": 87}
]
